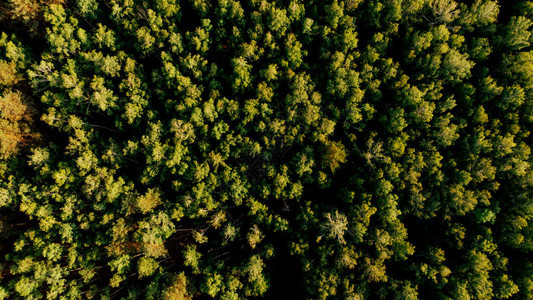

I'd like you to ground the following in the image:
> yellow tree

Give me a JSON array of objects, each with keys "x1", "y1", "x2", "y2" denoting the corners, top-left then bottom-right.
[{"x1": 0, "y1": 91, "x2": 34, "y2": 158}]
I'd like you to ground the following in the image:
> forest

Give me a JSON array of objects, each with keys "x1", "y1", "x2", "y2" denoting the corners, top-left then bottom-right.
[{"x1": 0, "y1": 0, "x2": 532, "y2": 299}]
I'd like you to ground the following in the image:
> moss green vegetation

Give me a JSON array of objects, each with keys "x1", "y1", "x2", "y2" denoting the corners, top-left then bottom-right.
[{"x1": 0, "y1": 0, "x2": 532, "y2": 299}]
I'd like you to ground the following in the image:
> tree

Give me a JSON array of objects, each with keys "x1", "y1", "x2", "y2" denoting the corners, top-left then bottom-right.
[
  {"x1": 503, "y1": 16, "x2": 532, "y2": 50},
  {"x1": 322, "y1": 211, "x2": 349, "y2": 244},
  {"x1": 0, "y1": 91, "x2": 34, "y2": 158}
]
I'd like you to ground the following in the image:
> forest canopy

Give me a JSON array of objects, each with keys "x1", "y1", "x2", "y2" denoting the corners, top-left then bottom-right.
[{"x1": 0, "y1": 0, "x2": 532, "y2": 299}]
